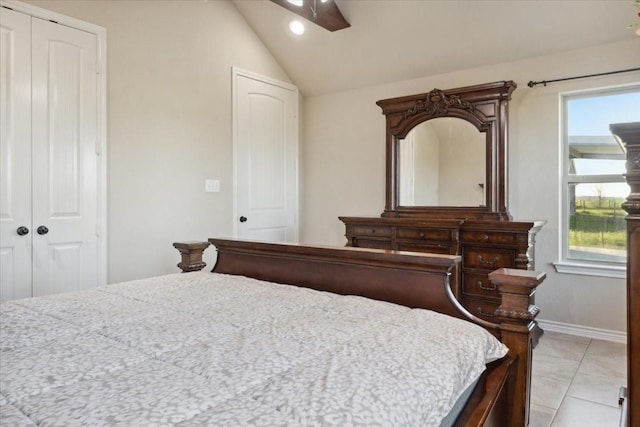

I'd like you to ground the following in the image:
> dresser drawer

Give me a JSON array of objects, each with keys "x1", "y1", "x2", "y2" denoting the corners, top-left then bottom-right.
[
  {"x1": 396, "y1": 242, "x2": 452, "y2": 255},
  {"x1": 351, "y1": 226, "x2": 392, "y2": 237},
  {"x1": 396, "y1": 228, "x2": 453, "y2": 241},
  {"x1": 463, "y1": 248, "x2": 514, "y2": 270},
  {"x1": 462, "y1": 272, "x2": 499, "y2": 299},
  {"x1": 463, "y1": 297, "x2": 500, "y2": 323},
  {"x1": 352, "y1": 238, "x2": 393, "y2": 250},
  {"x1": 460, "y1": 231, "x2": 517, "y2": 245}
]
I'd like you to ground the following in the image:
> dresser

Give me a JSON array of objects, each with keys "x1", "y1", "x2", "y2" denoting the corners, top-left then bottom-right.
[
  {"x1": 340, "y1": 217, "x2": 545, "y2": 323},
  {"x1": 348, "y1": 81, "x2": 547, "y2": 345}
]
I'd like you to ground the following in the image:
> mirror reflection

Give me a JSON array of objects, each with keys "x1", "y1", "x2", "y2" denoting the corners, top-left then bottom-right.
[{"x1": 398, "y1": 117, "x2": 486, "y2": 207}]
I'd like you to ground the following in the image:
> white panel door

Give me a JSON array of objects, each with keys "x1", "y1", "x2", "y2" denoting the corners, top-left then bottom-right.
[
  {"x1": 0, "y1": 8, "x2": 32, "y2": 300},
  {"x1": 234, "y1": 69, "x2": 298, "y2": 243},
  {"x1": 31, "y1": 17, "x2": 99, "y2": 296}
]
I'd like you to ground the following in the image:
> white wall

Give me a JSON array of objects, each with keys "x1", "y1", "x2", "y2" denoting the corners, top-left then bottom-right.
[
  {"x1": 24, "y1": 0, "x2": 292, "y2": 283},
  {"x1": 301, "y1": 38, "x2": 639, "y2": 333}
]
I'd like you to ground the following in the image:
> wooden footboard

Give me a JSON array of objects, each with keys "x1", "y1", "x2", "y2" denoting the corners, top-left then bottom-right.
[
  {"x1": 454, "y1": 353, "x2": 515, "y2": 427},
  {"x1": 174, "y1": 239, "x2": 545, "y2": 426}
]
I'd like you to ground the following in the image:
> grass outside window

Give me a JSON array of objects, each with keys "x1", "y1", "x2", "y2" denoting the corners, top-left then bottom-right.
[{"x1": 568, "y1": 196, "x2": 626, "y2": 261}]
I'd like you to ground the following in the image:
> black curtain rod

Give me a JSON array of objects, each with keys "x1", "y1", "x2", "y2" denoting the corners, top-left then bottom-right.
[{"x1": 527, "y1": 67, "x2": 640, "y2": 88}]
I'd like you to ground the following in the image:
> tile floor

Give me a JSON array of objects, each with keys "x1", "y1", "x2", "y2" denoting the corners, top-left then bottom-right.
[{"x1": 529, "y1": 331, "x2": 626, "y2": 427}]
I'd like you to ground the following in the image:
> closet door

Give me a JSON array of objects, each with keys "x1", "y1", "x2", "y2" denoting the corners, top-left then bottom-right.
[
  {"x1": 31, "y1": 17, "x2": 99, "y2": 296},
  {"x1": 0, "y1": 8, "x2": 32, "y2": 300}
]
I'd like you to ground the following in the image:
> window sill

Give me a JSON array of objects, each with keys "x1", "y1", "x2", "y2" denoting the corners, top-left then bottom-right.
[{"x1": 553, "y1": 261, "x2": 626, "y2": 279}]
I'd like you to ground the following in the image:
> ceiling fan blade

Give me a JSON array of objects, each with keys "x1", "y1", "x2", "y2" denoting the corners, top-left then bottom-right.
[{"x1": 270, "y1": 0, "x2": 350, "y2": 32}]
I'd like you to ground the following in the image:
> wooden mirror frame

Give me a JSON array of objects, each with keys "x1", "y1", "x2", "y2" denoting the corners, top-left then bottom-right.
[{"x1": 377, "y1": 81, "x2": 516, "y2": 220}]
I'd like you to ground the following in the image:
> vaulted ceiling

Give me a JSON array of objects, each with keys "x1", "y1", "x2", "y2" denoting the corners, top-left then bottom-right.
[{"x1": 232, "y1": 0, "x2": 638, "y2": 96}]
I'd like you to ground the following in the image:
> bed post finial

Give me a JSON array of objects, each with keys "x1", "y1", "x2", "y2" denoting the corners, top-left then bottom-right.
[
  {"x1": 173, "y1": 241, "x2": 210, "y2": 272},
  {"x1": 489, "y1": 268, "x2": 546, "y2": 427}
]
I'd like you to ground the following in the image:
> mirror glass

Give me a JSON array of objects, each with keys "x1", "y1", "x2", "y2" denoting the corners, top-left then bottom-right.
[{"x1": 398, "y1": 117, "x2": 486, "y2": 207}]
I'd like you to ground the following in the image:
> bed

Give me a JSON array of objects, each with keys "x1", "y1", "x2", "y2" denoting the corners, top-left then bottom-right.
[{"x1": 0, "y1": 238, "x2": 544, "y2": 426}]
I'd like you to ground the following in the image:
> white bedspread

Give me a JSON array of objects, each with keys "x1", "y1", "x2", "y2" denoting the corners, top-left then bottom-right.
[{"x1": 0, "y1": 272, "x2": 507, "y2": 426}]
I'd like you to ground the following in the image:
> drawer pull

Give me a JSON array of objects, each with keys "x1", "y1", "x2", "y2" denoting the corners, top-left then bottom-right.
[
  {"x1": 371, "y1": 229, "x2": 376, "y2": 234},
  {"x1": 419, "y1": 232, "x2": 425, "y2": 238},
  {"x1": 477, "y1": 255, "x2": 500, "y2": 266},
  {"x1": 477, "y1": 307, "x2": 496, "y2": 318},
  {"x1": 477, "y1": 281, "x2": 496, "y2": 291},
  {"x1": 481, "y1": 234, "x2": 489, "y2": 241}
]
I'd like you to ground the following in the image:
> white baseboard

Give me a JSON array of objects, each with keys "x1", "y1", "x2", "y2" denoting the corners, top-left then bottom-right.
[{"x1": 537, "y1": 319, "x2": 627, "y2": 344}]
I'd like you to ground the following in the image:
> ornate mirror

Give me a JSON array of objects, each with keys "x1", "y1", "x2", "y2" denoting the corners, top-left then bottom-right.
[
  {"x1": 398, "y1": 117, "x2": 486, "y2": 207},
  {"x1": 377, "y1": 81, "x2": 516, "y2": 220}
]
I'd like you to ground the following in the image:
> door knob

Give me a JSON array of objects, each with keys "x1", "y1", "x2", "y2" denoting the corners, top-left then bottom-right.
[
  {"x1": 37, "y1": 225, "x2": 49, "y2": 235},
  {"x1": 239, "y1": 216, "x2": 247, "y2": 223},
  {"x1": 17, "y1": 226, "x2": 29, "y2": 236}
]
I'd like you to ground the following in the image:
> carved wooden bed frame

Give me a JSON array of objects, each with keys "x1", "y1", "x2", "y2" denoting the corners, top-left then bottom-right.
[
  {"x1": 610, "y1": 122, "x2": 639, "y2": 427},
  {"x1": 175, "y1": 239, "x2": 546, "y2": 426}
]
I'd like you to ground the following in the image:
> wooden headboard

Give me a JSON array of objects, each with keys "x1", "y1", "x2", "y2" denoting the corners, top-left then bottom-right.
[
  {"x1": 211, "y1": 239, "x2": 465, "y2": 318},
  {"x1": 610, "y1": 121, "x2": 640, "y2": 427}
]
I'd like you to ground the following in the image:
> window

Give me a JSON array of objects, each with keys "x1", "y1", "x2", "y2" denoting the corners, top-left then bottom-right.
[{"x1": 557, "y1": 86, "x2": 640, "y2": 277}]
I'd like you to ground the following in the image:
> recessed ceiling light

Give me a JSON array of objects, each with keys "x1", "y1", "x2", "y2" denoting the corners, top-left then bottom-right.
[
  {"x1": 287, "y1": 0, "x2": 304, "y2": 6},
  {"x1": 289, "y1": 20, "x2": 305, "y2": 35}
]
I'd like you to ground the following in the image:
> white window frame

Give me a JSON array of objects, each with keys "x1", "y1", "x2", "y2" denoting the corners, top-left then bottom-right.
[{"x1": 554, "y1": 85, "x2": 640, "y2": 279}]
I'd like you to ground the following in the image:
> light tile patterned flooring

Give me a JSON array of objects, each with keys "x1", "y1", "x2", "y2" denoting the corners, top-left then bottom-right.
[{"x1": 530, "y1": 331, "x2": 626, "y2": 427}]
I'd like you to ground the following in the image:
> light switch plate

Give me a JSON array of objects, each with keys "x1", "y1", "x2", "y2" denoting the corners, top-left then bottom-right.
[{"x1": 205, "y1": 179, "x2": 220, "y2": 193}]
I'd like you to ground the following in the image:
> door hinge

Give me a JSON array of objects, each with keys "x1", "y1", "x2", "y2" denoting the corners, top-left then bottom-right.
[
  {"x1": 95, "y1": 141, "x2": 101, "y2": 156},
  {"x1": 96, "y1": 62, "x2": 100, "y2": 75},
  {"x1": 95, "y1": 224, "x2": 100, "y2": 237}
]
